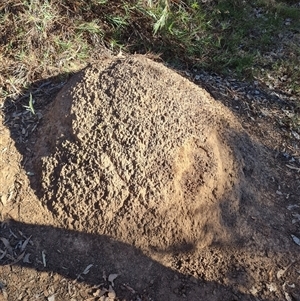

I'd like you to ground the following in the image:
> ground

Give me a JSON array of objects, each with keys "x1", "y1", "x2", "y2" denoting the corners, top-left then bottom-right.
[{"x1": 0, "y1": 55, "x2": 300, "y2": 301}]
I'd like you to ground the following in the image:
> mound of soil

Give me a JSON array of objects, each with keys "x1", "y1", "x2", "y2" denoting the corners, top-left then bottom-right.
[
  {"x1": 2, "y1": 55, "x2": 299, "y2": 301},
  {"x1": 31, "y1": 55, "x2": 260, "y2": 251}
]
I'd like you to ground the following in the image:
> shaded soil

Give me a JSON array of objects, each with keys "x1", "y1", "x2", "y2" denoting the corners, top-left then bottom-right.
[{"x1": 1, "y1": 55, "x2": 300, "y2": 301}]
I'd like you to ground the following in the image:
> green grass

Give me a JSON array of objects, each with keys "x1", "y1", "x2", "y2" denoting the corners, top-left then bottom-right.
[{"x1": 0, "y1": 0, "x2": 300, "y2": 103}]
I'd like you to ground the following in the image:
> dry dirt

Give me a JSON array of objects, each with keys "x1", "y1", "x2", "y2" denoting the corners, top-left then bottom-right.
[{"x1": 0, "y1": 55, "x2": 300, "y2": 301}]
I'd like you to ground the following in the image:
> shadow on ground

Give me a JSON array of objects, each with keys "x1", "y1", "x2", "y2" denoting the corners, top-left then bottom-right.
[{"x1": 0, "y1": 219, "x2": 278, "y2": 301}]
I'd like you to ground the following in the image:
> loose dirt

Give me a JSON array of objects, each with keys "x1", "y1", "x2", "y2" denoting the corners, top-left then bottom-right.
[{"x1": 1, "y1": 55, "x2": 299, "y2": 301}]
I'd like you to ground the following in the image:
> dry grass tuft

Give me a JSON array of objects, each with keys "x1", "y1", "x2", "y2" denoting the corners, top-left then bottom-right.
[{"x1": 0, "y1": 0, "x2": 299, "y2": 104}]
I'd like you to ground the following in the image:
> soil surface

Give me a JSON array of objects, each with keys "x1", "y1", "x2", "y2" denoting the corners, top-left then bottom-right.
[{"x1": 1, "y1": 55, "x2": 300, "y2": 301}]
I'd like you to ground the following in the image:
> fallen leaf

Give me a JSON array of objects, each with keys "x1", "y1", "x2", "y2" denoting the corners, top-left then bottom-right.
[
  {"x1": 83, "y1": 264, "x2": 93, "y2": 275},
  {"x1": 42, "y1": 250, "x2": 47, "y2": 267},
  {"x1": 0, "y1": 249, "x2": 7, "y2": 260},
  {"x1": 5, "y1": 254, "x2": 15, "y2": 261},
  {"x1": 291, "y1": 234, "x2": 300, "y2": 246},
  {"x1": 122, "y1": 283, "x2": 136, "y2": 294},
  {"x1": 21, "y1": 235, "x2": 32, "y2": 252},
  {"x1": 0, "y1": 238, "x2": 12, "y2": 254},
  {"x1": 23, "y1": 253, "x2": 31, "y2": 263},
  {"x1": 10, "y1": 251, "x2": 25, "y2": 265},
  {"x1": 108, "y1": 274, "x2": 119, "y2": 286},
  {"x1": 9, "y1": 229, "x2": 18, "y2": 239}
]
